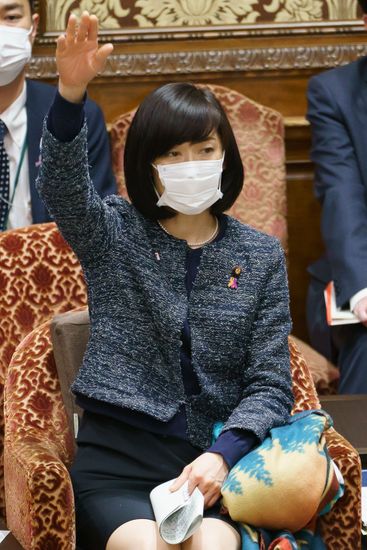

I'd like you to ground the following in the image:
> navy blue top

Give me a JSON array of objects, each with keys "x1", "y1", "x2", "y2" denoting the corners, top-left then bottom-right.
[{"x1": 47, "y1": 91, "x2": 258, "y2": 468}]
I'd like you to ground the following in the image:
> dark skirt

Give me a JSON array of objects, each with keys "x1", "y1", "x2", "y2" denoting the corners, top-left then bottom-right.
[{"x1": 70, "y1": 411, "x2": 239, "y2": 550}]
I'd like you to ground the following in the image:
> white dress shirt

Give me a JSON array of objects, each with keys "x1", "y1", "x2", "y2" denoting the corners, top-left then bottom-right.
[
  {"x1": 350, "y1": 288, "x2": 367, "y2": 312},
  {"x1": 0, "y1": 83, "x2": 32, "y2": 229}
]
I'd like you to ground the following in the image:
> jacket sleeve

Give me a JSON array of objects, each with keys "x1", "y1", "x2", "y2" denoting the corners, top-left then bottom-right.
[
  {"x1": 85, "y1": 99, "x2": 118, "y2": 198},
  {"x1": 36, "y1": 121, "x2": 124, "y2": 264},
  {"x1": 207, "y1": 429, "x2": 258, "y2": 469},
  {"x1": 307, "y1": 75, "x2": 367, "y2": 306},
  {"x1": 223, "y1": 241, "x2": 294, "y2": 442}
]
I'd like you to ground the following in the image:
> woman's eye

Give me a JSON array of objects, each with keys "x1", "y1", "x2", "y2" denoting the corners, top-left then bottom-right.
[
  {"x1": 166, "y1": 151, "x2": 179, "y2": 158},
  {"x1": 202, "y1": 147, "x2": 215, "y2": 154},
  {"x1": 5, "y1": 15, "x2": 22, "y2": 21}
]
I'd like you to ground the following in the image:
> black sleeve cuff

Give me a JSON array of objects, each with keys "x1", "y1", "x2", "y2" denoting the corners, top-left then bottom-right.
[{"x1": 47, "y1": 90, "x2": 86, "y2": 143}]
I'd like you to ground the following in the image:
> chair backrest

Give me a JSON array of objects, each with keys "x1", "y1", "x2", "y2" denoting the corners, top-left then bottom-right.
[
  {"x1": 0, "y1": 222, "x2": 87, "y2": 385},
  {"x1": 110, "y1": 84, "x2": 287, "y2": 250}
]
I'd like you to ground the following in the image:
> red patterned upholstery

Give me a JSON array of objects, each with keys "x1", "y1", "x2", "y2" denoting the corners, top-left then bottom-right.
[
  {"x1": 4, "y1": 322, "x2": 75, "y2": 549},
  {"x1": 0, "y1": 223, "x2": 87, "y2": 518},
  {"x1": 4, "y1": 324, "x2": 361, "y2": 549},
  {"x1": 110, "y1": 84, "x2": 287, "y2": 249}
]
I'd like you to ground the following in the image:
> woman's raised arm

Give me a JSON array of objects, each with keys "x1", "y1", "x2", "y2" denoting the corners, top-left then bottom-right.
[{"x1": 36, "y1": 13, "x2": 121, "y2": 263}]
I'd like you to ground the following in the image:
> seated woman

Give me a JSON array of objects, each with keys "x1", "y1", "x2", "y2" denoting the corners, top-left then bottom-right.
[{"x1": 37, "y1": 12, "x2": 294, "y2": 550}]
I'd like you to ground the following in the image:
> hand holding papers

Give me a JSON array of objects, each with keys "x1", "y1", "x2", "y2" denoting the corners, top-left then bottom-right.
[
  {"x1": 324, "y1": 282, "x2": 360, "y2": 326},
  {"x1": 150, "y1": 479, "x2": 204, "y2": 544}
]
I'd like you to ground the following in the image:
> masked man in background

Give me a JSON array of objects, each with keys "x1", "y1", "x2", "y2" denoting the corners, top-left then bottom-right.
[{"x1": 0, "y1": 0, "x2": 116, "y2": 231}]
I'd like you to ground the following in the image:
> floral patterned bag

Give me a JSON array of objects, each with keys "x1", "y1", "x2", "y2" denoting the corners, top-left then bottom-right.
[{"x1": 213, "y1": 410, "x2": 344, "y2": 534}]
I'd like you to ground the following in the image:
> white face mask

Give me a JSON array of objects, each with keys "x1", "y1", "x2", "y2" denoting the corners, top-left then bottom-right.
[
  {"x1": 153, "y1": 155, "x2": 224, "y2": 215},
  {"x1": 0, "y1": 25, "x2": 33, "y2": 87}
]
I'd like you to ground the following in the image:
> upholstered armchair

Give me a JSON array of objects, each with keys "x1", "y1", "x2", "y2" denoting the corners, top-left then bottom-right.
[
  {"x1": 0, "y1": 223, "x2": 87, "y2": 518},
  {"x1": 110, "y1": 84, "x2": 339, "y2": 395},
  {"x1": 3, "y1": 315, "x2": 360, "y2": 549}
]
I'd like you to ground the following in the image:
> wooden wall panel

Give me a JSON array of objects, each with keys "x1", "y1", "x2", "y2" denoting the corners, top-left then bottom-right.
[{"x1": 286, "y1": 122, "x2": 323, "y2": 340}]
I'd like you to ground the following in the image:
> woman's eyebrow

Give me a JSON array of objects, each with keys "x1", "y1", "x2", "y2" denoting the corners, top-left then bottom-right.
[
  {"x1": 3, "y1": 2, "x2": 24, "y2": 11},
  {"x1": 191, "y1": 136, "x2": 217, "y2": 144}
]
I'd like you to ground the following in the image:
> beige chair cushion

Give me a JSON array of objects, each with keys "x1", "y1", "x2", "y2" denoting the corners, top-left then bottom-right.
[{"x1": 51, "y1": 308, "x2": 90, "y2": 438}]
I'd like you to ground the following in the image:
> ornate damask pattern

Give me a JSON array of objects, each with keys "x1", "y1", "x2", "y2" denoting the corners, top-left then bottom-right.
[
  {"x1": 4, "y1": 322, "x2": 75, "y2": 549},
  {"x1": 110, "y1": 83, "x2": 288, "y2": 249},
  {"x1": 47, "y1": 0, "x2": 130, "y2": 30},
  {"x1": 288, "y1": 336, "x2": 320, "y2": 412},
  {"x1": 45, "y1": 0, "x2": 360, "y2": 31},
  {"x1": 264, "y1": 0, "x2": 323, "y2": 22},
  {"x1": 0, "y1": 223, "x2": 86, "y2": 519},
  {"x1": 3, "y1": 325, "x2": 360, "y2": 548},
  {"x1": 320, "y1": 428, "x2": 362, "y2": 550},
  {"x1": 291, "y1": 335, "x2": 339, "y2": 395},
  {"x1": 134, "y1": 0, "x2": 260, "y2": 26},
  {"x1": 0, "y1": 223, "x2": 86, "y2": 385}
]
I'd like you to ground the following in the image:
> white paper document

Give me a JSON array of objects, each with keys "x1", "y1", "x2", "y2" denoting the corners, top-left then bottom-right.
[
  {"x1": 150, "y1": 479, "x2": 204, "y2": 544},
  {"x1": 324, "y1": 281, "x2": 360, "y2": 325},
  {"x1": 0, "y1": 531, "x2": 9, "y2": 542}
]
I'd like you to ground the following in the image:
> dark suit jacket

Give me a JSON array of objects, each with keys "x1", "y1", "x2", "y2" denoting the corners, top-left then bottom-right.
[
  {"x1": 307, "y1": 56, "x2": 367, "y2": 308},
  {"x1": 26, "y1": 79, "x2": 117, "y2": 224}
]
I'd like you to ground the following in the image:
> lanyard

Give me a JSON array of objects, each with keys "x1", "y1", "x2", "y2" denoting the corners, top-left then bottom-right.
[{"x1": 3, "y1": 134, "x2": 27, "y2": 229}]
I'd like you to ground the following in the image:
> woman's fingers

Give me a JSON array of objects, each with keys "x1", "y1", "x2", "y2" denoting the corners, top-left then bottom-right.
[
  {"x1": 95, "y1": 43, "x2": 114, "y2": 67},
  {"x1": 65, "y1": 14, "x2": 77, "y2": 44},
  {"x1": 76, "y1": 11, "x2": 90, "y2": 42},
  {"x1": 170, "y1": 458, "x2": 223, "y2": 509},
  {"x1": 89, "y1": 14, "x2": 99, "y2": 42},
  {"x1": 205, "y1": 490, "x2": 221, "y2": 509},
  {"x1": 56, "y1": 34, "x2": 67, "y2": 54},
  {"x1": 64, "y1": 12, "x2": 100, "y2": 47},
  {"x1": 170, "y1": 466, "x2": 191, "y2": 492},
  {"x1": 193, "y1": 476, "x2": 221, "y2": 504}
]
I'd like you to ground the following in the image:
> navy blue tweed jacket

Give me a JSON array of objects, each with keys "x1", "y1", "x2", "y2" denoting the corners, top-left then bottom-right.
[{"x1": 36, "y1": 123, "x2": 293, "y2": 449}]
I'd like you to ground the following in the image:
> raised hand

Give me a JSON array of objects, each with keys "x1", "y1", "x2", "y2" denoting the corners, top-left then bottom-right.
[{"x1": 56, "y1": 11, "x2": 113, "y2": 103}]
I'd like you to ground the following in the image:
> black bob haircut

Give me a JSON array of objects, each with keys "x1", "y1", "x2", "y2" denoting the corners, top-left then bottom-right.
[
  {"x1": 124, "y1": 82, "x2": 244, "y2": 220},
  {"x1": 28, "y1": 0, "x2": 35, "y2": 12},
  {"x1": 359, "y1": 0, "x2": 367, "y2": 13}
]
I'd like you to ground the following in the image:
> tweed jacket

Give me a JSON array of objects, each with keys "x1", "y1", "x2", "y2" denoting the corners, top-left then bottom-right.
[{"x1": 36, "y1": 123, "x2": 293, "y2": 450}]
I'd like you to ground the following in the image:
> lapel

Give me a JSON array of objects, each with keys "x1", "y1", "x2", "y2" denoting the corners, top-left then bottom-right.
[
  {"x1": 356, "y1": 56, "x2": 367, "y2": 115},
  {"x1": 354, "y1": 57, "x2": 367, "y2": 188},
  {"x1": 26, "y1": 79, "x2": 56, "y2": 223}
]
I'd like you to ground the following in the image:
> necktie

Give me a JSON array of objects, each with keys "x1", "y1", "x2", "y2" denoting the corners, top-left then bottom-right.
[{"x1": 0, "y1": 120, "x2": 10, "y2": 231}]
